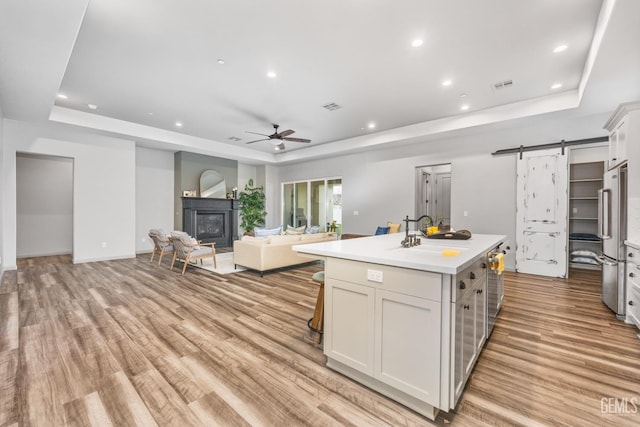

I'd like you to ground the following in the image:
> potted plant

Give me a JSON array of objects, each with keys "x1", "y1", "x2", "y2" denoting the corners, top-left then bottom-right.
[{"x1": 238, "y1": 178, "x2": 267, "y2": 235}]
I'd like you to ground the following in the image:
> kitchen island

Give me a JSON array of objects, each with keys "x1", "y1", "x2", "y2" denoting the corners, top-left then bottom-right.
[{"x1": 293, "y1": 232, "x2": 506, "y2": 420}]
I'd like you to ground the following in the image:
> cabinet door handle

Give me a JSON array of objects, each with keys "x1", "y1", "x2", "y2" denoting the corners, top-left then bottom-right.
[
  {"x1": 476, "y1": 289, "x2": 483, "y2": 295},
  {"x1": 482, "y1": 263, "x2": 487, "y2": 269},
  {"x1": 629, "y1": 252, "x2": 634, "y2": 258},
  {"x1": 470, "y1": 272, "x2": 476, "y2": 280},
  {"x1": 459, "y1": 280, "x2": 466, "y2": 290},
  {"x1": 464, "y1": 304, "x2": 470, "y2": 310}
]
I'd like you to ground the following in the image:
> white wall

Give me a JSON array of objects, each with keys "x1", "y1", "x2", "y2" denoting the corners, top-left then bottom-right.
[
  {"x1": 275, "y1": 110, "x2": 613, "y2": 270},
  {"x1": 135, "y1": 147, "x2": 174, "y2": 253},
  {"x1": 16, "y1": 153, "x2": 73, "y2": 257},
  {"x1": 2, "y1": 119, "x2": 136, "y2": 268}
]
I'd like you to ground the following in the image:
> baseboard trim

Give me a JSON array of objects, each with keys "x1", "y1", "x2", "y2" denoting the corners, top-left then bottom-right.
[{"x1": 73, "y1": 254, "x2": 136, "y2": 264}]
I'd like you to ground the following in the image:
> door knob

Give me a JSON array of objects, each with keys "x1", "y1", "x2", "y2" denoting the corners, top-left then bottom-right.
[
  {"x1": 464, "y1": 305, "x2": 470, "y2": 310},
  {"x1": 630, "y1": 301, "x2": 635, "y2": 306},
  {"x1": 631, "y1": 272, "x2": 636, "y2": 278}
]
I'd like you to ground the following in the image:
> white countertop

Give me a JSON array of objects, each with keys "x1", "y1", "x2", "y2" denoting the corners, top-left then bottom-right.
[{"x1": 293, "y1": 232, "x2": 506, "y2": 274}]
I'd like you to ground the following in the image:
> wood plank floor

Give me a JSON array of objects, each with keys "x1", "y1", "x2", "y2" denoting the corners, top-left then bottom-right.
[{"x1": 1, "y1": 255, "x2": 639, "y2": 426}]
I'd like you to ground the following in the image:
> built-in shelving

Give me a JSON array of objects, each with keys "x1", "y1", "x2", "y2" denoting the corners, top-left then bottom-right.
[{"x1": 568, "y1": 160, "x2": 605, "y2": 270}]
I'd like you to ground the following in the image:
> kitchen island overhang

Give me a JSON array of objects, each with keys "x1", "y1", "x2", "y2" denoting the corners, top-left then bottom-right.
[{"x1": 293, "y1": 233, "x2": 506, "y2": 420}]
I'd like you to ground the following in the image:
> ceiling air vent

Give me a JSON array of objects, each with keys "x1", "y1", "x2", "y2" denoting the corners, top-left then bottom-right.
[
  {"x1": 492, "y1": 79, "x2": 513, "y2": 90},
  {"x1": 228, "y1": 136, "x2": 242, "y2": 141},
  {"x1": 322, "y1": 102, "x2": 342, "y2": 111}
]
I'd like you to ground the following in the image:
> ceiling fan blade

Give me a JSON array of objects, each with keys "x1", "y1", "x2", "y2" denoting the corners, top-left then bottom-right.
[
  {"x1": 283, "y1": 137, "x2": 311, "y2": 143},
  {"x1": 246, "y1": 131, "x2": 271, "y2": 137},
  {"x1": 278, "y1": 129, "x2": 295, "y2": 137},
  {"x1": 245, "y1": 138, "x2": 270, "y2": 144}
]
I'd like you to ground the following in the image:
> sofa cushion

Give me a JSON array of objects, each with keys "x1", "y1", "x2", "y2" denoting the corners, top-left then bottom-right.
[
  {"x1": 241, "y1": 235, "x2": 271, "y2": 244},
  {"x1": 254, "y1": 225, "x2": 282, "y2": 237},
  {"x1": 304, "y1": 225, "x2": 321, "y2": 234},
  {"x1": 269, "y1": 234, "x2": 302, "y2": 244},
  {"x1": 285, "y1": 224, "x2": 306, "y2": 235},
  {"x1": 300, "y1": 232, "x2": 331, "y2": 242}
]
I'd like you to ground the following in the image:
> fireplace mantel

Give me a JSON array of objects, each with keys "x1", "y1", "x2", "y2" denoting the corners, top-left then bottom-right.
[{"x1": 182, "y1": 198, "x2": 239, "y2": 248}]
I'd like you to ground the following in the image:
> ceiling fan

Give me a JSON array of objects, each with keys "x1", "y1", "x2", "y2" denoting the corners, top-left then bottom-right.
[{"x1": 245, "y1": 124, "x2": 311, "y2": 150}]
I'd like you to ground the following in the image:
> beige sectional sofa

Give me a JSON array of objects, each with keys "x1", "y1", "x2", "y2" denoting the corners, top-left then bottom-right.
[{"x1": 233, "y1": 232, "x2": 337, "y2": 275}]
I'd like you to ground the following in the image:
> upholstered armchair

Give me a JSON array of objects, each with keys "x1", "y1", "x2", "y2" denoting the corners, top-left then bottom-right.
[
  {"x1": 169, "y1": 231, "x2": 217, "y2": 275},
  {"x1": 148, "y1": 229, "x2": 174, "y2": 265}
]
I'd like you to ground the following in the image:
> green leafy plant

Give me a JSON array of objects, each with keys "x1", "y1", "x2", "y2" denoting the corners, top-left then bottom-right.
[{"x1": 238, "y1": 178, "x2": 267, "y2": 234}]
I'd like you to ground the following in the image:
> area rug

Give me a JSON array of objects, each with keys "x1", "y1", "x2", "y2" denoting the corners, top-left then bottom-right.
[{"x1": 191, "y1": 252, "x2": 247, "y2": 275}]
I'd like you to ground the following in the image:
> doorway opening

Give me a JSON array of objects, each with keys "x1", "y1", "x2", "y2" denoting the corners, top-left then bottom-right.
[
  {"x1": 16, "y1": 153, "x2": 74, "y2": 263},
  {"x1": 415, "y1": 164, "x2": 451, "y2": 230}
]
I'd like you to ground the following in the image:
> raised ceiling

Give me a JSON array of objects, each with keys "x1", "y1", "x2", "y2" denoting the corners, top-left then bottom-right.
[{"x1": 1, "y1": 0, "x2": 639, "y2": 164}]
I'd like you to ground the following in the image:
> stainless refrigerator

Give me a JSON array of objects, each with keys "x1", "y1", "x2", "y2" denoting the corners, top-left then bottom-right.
[{"x1": 598, "y1": 163, "x2": 627, "y2": 319}]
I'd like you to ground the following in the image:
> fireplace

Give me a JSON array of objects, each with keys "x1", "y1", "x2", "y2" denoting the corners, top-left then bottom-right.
[{"x1": 182, "y1": 198, "x2": 239, "y2": 248}]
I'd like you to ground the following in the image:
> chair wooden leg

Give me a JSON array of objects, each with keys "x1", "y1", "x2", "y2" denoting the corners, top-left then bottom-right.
[
  {"x1": 150, "y1": 248, "x2": 156, "y2": 262},
  {"x1": 170, "y1": 253, "x2": 177, "y2": 270},
  {"x1": 213, "y1": 251, "x2": 217, "y2": 268},
  {"x1": 317, "y1": 298, "x2": 324, "y2": 345},
  {"x1": 182, "y1": 255, "x2": 189, "y2": 275},
  {"x1": 309, "y1": 281, "x2": 325, "y2": 344},
  {"x1": 158, "y1": 248, "x2": 165, "y2": 265}
]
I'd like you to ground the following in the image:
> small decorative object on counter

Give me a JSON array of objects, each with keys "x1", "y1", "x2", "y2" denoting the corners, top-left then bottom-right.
[{"x1": 232, "y1": 187, "x2": 238, "y2": 199}]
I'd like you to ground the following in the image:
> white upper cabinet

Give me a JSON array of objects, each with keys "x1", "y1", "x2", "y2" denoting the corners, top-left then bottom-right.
[
  {"x1": 604, "y1": 102, "x2": 640, "y2": 243},
  {"x1": 608, "y1": 119, "x2": 627, "y2": 169}
]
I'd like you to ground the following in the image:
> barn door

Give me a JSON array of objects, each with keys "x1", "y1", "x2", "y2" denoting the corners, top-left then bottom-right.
[{"x1": 516, "y1": 148, "x2": 568, "y2": 277}]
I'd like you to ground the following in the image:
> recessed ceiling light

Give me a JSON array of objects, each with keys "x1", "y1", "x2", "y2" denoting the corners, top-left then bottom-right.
[
  {"x1": 175, "y1": 121, "x2": 183, "y2": 127},
  {"x1": 267, "y1": 71, "x2": 277, "y2": 78},
  {"x1": 411, "y1": 39, "x2": 423, "y2": 48},
  {"x1": 460, "y1": 105, "x2": 470, "y2": 111},
  {"x1": 459, "y1": 93, "x2": 467, "y2": 98},
  {"x1": 217, "y1": 59, "x2": 225, "y2": 65},
  {"x1": 57, "y1": 93, "x2": 68, "y2": 100},
  {"x1": 147, "y1": 112, "x2": 153, "y2": 116},
  {"x1": 367, "y1": 122, "x2": 376, "y2": 129},
  {"x1": 551, "y1": 83, "x2": 563, "y2": 89},
  {"x1": 87, "y1": 104, "x2": 97, "y2": 110},
  {"x1": 553, "y1": 44, "x2": 568, "y2": 53},
  {"x1": 442, "y1": 80, "x2": 453, "y2": 87}
]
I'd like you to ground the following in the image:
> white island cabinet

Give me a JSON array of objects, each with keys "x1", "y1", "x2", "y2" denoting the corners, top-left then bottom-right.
[{"x1": 293, "y1": 233, "x2": 505, "y2": 420}]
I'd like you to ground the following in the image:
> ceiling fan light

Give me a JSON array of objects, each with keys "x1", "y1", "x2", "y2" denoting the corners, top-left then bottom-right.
[{"x1": 274, "y1": 143, "x2": 285, "y2": 151}]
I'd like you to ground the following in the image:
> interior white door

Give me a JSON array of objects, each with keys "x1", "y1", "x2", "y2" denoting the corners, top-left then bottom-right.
[
  {"x1": 516, "y1": 148, "x2": 568, "y2": 277},
  {"x1": 434, "y1": 173, "x2": 451, "y2": 223}
]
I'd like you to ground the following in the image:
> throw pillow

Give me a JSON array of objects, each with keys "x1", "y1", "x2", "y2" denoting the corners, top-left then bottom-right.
[
  {"x1": 304, "y1": 225, "x2": 321, "y2": 234},
  {"x1": 571, "y1": 256, "x2": 599, "y2": 265},
  {"x1": 570, "y1": 249, "x2": 598, "y2": 259},
  {"x1": 387, "y1": 221, "x2": 401, "y2": 233},
  {"x1": 375, "y1": 226, "x2": 390, "y2": 235},
  {"x1": 254, "y1": 225, "x2": 283, "y2": 237},
  {"x1": 285, "y1": 224, "x2": 306, "y2": 235}
]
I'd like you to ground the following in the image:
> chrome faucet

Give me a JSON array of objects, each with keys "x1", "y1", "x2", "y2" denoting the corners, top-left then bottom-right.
[{"x1": 400, "y1": 214, "x2": 433, "y2": 247}]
